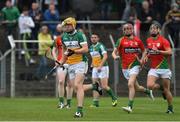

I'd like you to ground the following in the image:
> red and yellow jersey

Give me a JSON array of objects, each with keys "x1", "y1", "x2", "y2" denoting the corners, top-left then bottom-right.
[
  {"x1": 115, "y1": 36, "x2": 145, "y2": 69},
  {"x1": 146, "y1": 35, "x2": 171, "y2": 69},
  {"x1": 55, "y1": 36, "x2": 63, "y2": 61}
]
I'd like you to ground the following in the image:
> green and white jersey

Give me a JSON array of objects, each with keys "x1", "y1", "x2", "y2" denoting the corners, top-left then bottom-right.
[
  {"x1": 61, "y1": 30, "x2": 88, "y2": 64},
  {"x1": 89, "y1": 42, "x2": 108, "y2": 67}
]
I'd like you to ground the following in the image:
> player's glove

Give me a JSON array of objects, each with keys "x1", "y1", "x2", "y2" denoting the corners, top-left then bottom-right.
[{"x1": 64, "y1": 49, "x2": 75, "y2": 56}]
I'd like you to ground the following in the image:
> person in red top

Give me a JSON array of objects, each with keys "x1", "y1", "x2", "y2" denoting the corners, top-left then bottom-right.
[
  {"x1": 112, "y1": 22, "x2": 154, "y2": 113},
  {"x1": 143, "y1": 22, "x2": 174, "y2": 114},
  {"x1": 52, "y1": 24, "x2": 73, "y2": 109}
]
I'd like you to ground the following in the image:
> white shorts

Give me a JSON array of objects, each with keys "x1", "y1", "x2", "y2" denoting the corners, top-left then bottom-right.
[
  {"x1": 92, "y1": 66, "x2": 109, "y2": 79},
  {"x1": 122, "y1": 66, "x2": 140, "y2": 80},
  {"x1": 68, "y1": 61, "x2": 88, "y2": 80},
  {"x1": 148, "y1": 69, "x2": 172, "y2": 79}
]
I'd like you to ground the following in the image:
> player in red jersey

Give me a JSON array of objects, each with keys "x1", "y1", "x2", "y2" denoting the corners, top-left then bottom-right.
[
  {"x1": 112, "y1": 22, "x2": 154, "y2": 113},
  {"x1": 52, "y1": 24, "x2": 73, "y2": 109},
  {"x1": 143, "y1": 22, "x2": 174, "y2": 113}
]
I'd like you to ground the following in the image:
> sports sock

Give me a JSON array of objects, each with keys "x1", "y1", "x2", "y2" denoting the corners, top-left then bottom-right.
[
  {"x1": 77, "y1": 106, "x2": 83, "y2": 113},
  {"x1": 144, "y1": 88, "x2": 150, "y2": 94},
  {"x1": 92, "y1": 83, "x2": 97, "y2": 90},
  {"x1": 67, "y1": 99, "x2": 71, "y2": 106},
  {"x1": 106, "y1": 88, "x2": 117, "y2": 100},
  {"x1": 128, "y1": 100, "x2": 134, "y2": 109},
  {"x1": 59, "y1": 97, "x2": 64, "y2": 103},
  {"x1": 168, "y1": 105, "x2": 173, "y2": 111},
  {"x1": 93, "y1": 99, "x2": 99, "y2": 107}
]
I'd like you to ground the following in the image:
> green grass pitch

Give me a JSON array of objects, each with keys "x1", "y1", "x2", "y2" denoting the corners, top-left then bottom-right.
[{"x1": 0, "y1": 97, "x2": 179, "y2": 121}]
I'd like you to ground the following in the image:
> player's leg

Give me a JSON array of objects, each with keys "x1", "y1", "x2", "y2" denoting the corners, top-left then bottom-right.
[
  {"x1": 90, "y1": 78, "x2": 102, "y2": 107},
  {"x1": 82, "y1": 79, "x2": 102, "y2": 95},
  {"x1": 73, "y1": 62, "x2": 88, "y2": 118},
  {"x1": 74, "y1": 73, "x2": 85, "y2": 117},
  {"x1": 135, "y1": 81, "x2": 154, "y2": 100},
  {"x1": 100, "y1": 77, "x2": 117, "y2": 107},
  {"x1": 99, "y1": 66, "x2": 117, "y2": 106},
  {"x1": 89, "y1": 67, "x2": 101, "y2": 107},
  {"x1": 147, "y1": 69, "x2": 160, "y2": 90},
  {"x1": 128, "y1": 74, "x2": 137, "y2": 108},
  {"x1": 65, "y1": 77, "x2": 74, "y2": 109},
  {"x1": 147, "y1": 75, "x2": 159, "y2": 89},
  {"x1": 162, "y1": 78, "x2": 174, "y2": 113},
  {"x1": 122, "y1": 74, "x2": 137, "y2": 113},
  {"x1": 56, "y1": 67, "x2": 67, "y2": 109}
]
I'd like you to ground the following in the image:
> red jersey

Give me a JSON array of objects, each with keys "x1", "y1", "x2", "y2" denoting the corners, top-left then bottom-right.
[
  {"x1": 115, "y1": 36, "x2": 145, "y2": 69},
  {"x1": 146, "y1": 35, "x2": 171, "y2": 69},
  {"x1": 55, "y1": 36, "x2": 63, "y2": 61}
]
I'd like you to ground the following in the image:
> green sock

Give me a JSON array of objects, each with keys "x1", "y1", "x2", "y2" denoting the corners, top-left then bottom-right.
[
  {"x1": 77, "y1": 106, "x2": 83, "y2": 113},
  {"x1": 144, "y1": 88, "x2": 150, "y2": 95},
  {"x1": 168, "y1": 105, "x2": 173, "y2": 111},
  {"x1": 128, "y1": 100, "x2": 134, "y2": 109},
  {"x1": 92, "y1": 84, "x2": 97, "y2": 90},
  {"x1": 93, "y1": 99, "x2": 99, "y2": 107},
  {"x1": 67, "y1": 99, "x2": 71, "y2": 106},
  {"x1": 59, "y1": 97, "x2": 64, "y2": 103},
  {"x1": 106, "y1": 88, "x2": 117, "y2": 100}
]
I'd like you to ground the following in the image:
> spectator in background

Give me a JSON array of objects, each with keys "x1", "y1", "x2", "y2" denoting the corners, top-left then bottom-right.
[
  {"x1": 55, "y1": 23, "x2": 64, "y2": 36},
  {"x1": 18, "y1": 7, "x2": 35, "y2": 66},
  {"x1": 42, "y1": 0, "x2": 58, "y2": 11},
  {"x1": 29, "y1": 2, "x2": 42, "y2": 51},
  {"x1": 121, "y1": 0, "x2": 141, "y2": 38},
  {"x1": 71, "y1": 0, "x2": 95, "y2": 20},
  {"x1": 99, "y1": 0, "x2": 112, "y2": 20},
  {"x1": 166, "y1": 3, "x2": 180, "y2": 49},
  {"x1": 16, "y1": 0, "x2": 35, "y2": 12},
  {"x1": 58, "y1": 0, "x2": 69, "y2": 14},
  {"x1": 1, "y1": 0, "x2": 20, "y2": 50},
  {"x1": 35, "y1": 25, "x2": 53, "y2": 80},
  {"x1": 133, "y1": 0, "x2": 144, "y2": 20},
  {"x1": 138, "y1": 0, "x2": 154, "y2": 23},
  {"x1": 151, "y1": 0, "x2": 171, "y2": 24},
  {"x1": 128, "y1": 6, "x2": 141, "y2": 38},
  {"x1": 121, "y1": 0, "x2": 132, "y2": 21},
  {"x1": 45, "y1": 0, "x2": 58, "y2": 5},
  {"x1": 43, "y1": 3, "x2": 60, "y2": 35}
]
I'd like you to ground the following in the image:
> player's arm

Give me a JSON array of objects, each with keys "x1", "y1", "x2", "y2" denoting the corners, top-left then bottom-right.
[
  {"x1": 112, "y1": 48, "x2": 117, "y2": 58},
  {"x1": 74, "y1": 43, "x2": 88, "y2": 54},
  {"x1": 74, "y1": 33, "x2": 88, "y2": 54},
  {"x1": 52, "y1": 46, "x2": 57, "y2": 61},
  {"x1": 112, "y1": 38, "x2": 121, "y2": 59},
  {"x1": 140, "y1": 48, "x2": 148, "y2": 64},
  {"x1": 65, "y1": 33, "x2": 88, "y2": 55},
  {"x1": 99, "y1": 45, "x2": 108, "y2": 67},
  {"x1": 138, "y1": 39, "x2": 147, "y2": 64},
  {"x1": 158, "y1": 47, "x2": 172, "y2": 55},
  {"x1": 156, "y1": 39, "x2": 172, "y2": 55},
  {"x1": 60, "y1": 45, "x2": 68, "y2": 64},
  {"x1": 100, "y1": 53, "x2": 108, "y2": 67}
]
